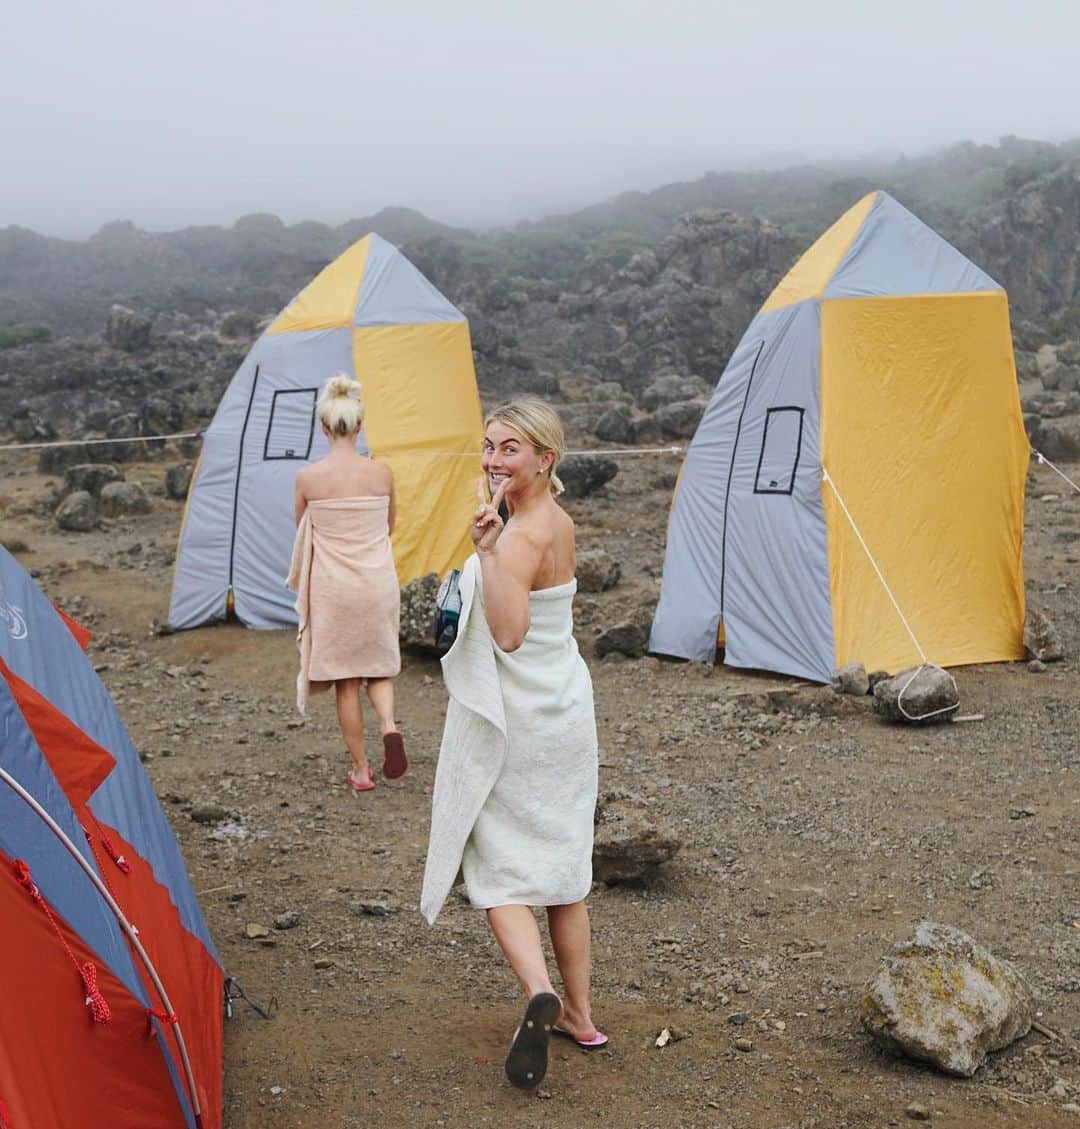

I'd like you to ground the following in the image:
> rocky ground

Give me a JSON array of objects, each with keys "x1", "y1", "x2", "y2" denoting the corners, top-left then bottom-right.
[{"x1": 1, "y1": 437, "x2": 1077, "y2": 1129}]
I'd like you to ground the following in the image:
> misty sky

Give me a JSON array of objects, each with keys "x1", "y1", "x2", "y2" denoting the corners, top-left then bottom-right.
[{"x1": 3, "y1": 0, "x2": 1077, "y2": 238}]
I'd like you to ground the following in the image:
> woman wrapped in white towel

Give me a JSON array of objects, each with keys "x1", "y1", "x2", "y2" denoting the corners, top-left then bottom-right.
[{"x1": 421, "y1": 399, "x2": 605, "y2": 1089}]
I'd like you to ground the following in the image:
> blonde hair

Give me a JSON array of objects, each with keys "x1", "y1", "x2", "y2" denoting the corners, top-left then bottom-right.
[
  {"x1": 317, "y1": 374, "x2": 364, "y2": 436},
  {"x1": 484, "y1": 398, "x2": 565, "y2": 496}
]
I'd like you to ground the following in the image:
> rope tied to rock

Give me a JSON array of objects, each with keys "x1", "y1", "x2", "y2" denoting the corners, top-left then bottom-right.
[
  {"x1": 821, "y1": 467, "x2": 959, "y2": 722},
  {"x1": 13, "y1": 858, "x2": 112, "y2": 1023}
]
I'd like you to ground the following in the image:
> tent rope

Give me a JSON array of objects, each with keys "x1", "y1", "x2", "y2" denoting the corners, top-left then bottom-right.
[
  {"x1": 1031, "y1": 448, "x2": 1080, "y2": 494},
  {"x1": 821, "y1": 466, "x2": 959, "y2": 722},
  {"x1": 0, "y1": 431, "x2": 200, "y2": 452},
  {"x1": 0, "y1": 432, "x2": 684, "y2": 459},
  {"x1": 13, "y1": 859, "x2": 112, "y2": 1023}
]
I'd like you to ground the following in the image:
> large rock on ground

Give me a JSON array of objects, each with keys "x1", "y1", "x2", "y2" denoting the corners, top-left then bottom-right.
[
  {"x1": 63, "y1": 463, "x2": 124, "y2": 498},
  {"x1": 55, "y1": 491, "x2": 98, "y2": 532},
  {"x1": 831, "y1": 662, "x2": 870, "y2": 696},
  {"x1": 576, "y1": 549, "x2": 621, "y2": 593},
  {"x1": 165, "y1": 463, "x2": 194, "y2": 501},
  {"x1": 399, "y1": 572, "x2": 439, "y2": 650},
  {"x1": 105, "y1": 304, "x2": 152, "y2": 352},
  {"x1": 558, "y1": 454, "x2": 618, "y2": 499},
  {"x1": 860, "y1": 922, "x2": 1035, "y2": 1077},
  {"x1": 1024, "y1": 606, "x2": 1065, "y2": 662},
  {"x1": 872, "y1": 664, "x2": 958, "y2": 724},
  {"x1": 594, "y1": 403, "x2": 634, "y2": 444},
  {"x1": 594, "y1": 621, "x2": 647, "y2": 658},
  {"x1": 99, "y1": 481, "x2": 152, "y2": 517},
  {"x1": 639, "y1": 373, "x2": 710, "y2": 411},
  {"x1": 592, "y1": 794, "x2": 681, "y2": 884},
  {"x1": 654, "y1": 399, "x2": 707, "y2": 439}
]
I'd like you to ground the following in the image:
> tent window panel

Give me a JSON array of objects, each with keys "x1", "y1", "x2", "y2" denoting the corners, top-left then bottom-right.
[
  {"x1": 264, "y1": 389, "x2": 317, "y2": 460},
  {"x1": 753, "y1": 406, "x2": 805, "y2": 495}
]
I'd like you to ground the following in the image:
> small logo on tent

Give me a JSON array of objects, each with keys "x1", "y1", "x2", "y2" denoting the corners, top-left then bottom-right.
[
  {"x1": 0, "y1": 600, "x2": 27, "y2": 641},
  {"x1": 0, "y1": 582, "x2": 28, "y2": 641}
]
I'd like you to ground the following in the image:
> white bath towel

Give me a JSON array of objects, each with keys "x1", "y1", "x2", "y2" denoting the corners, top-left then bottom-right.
[{"x1": 421, "y1": 553, "x2": 598, "y2": 924}]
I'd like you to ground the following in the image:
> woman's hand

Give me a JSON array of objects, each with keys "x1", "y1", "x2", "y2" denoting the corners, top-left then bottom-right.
[{"x1": 471, "y1": 476, "x2": 508, "y2": 554}]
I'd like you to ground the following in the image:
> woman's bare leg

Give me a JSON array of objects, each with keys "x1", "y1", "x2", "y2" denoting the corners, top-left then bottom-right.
[
  {"x1": 334, "y1": 678, "x2": 367, "y2": 775},
  {"x1": 486, "y1": 905, "x2": 557, "y2": 1000},
  {"x1": 547, "y1": 901, "x2": 597, "y2": 1038},
  {"x1": 364, "y1": 677, "x2": 397, "y2": 734}
]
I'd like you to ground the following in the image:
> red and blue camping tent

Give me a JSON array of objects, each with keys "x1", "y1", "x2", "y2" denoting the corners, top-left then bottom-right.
[{"x1": 0, "y1": 545, "x2": 223, "y2": 1128}]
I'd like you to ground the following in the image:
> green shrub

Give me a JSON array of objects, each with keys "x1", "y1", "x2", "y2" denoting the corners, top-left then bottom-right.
[{"x1": 0, "y1": 323, "x2": 52, "y2": 349}]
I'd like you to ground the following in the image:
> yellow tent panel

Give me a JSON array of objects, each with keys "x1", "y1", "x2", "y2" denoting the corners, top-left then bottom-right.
[
  {"x1": 267, "y1": 237, "x2": 371, "y2": 334},
  {"x1": 353, "y1": 322, "x2": 481, "y2": 584},
  {"x1": 820, "y1": 291, "x2": 1028, "y2": 672},
  {"x1": 760, "y1": 192, "x2": 877, "y2": 313}
]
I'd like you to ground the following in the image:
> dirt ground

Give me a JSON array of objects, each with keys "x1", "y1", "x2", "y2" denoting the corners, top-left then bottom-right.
[{"x1": 1, "y1": 446, "x2": 1078, "y2": 1129}]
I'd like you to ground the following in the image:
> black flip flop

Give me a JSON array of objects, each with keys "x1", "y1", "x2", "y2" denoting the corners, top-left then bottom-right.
[{"x1": 504, "y1": 992, "x2": 561, "y2": 1090}]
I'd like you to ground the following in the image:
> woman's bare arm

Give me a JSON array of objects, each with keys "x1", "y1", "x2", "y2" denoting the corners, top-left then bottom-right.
[
  {"x1": 294, "y1": 472, "x2": 308, "y2": 526},
  {"x1": 478, "y1": 525, "x2": 542, "y2": 652}
]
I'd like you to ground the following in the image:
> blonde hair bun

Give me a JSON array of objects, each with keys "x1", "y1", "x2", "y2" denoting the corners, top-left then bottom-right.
[{"x1": 318, "y1": 373, "x2": 364, "y2": 436}]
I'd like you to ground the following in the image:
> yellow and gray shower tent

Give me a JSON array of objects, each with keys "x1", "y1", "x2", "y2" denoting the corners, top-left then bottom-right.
[
  {"x1": 649, "y1": 191, "x2": 1029, "y2": 681},
  {"x1": 168, "y1": 234, "x2": 481, "y2": 629}
]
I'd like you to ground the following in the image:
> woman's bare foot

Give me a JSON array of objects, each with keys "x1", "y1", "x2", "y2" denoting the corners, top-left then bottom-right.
[
  {"x1": 346, "y1": 763, "x2": 375, "y2": 793},
  {"x1": 555, "y1": 1003, "x2": 599, "y2": 1043}
]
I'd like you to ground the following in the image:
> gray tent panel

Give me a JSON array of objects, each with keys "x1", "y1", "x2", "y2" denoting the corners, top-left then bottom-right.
[
  {"x1": 168, "y1": 329, "x2": 358, "y2": 629},
  {"x1": 825, "y1": 192, "x2": 999, "y2": 301},
  {"x1": 649, "y1": 302, "x2": 835, "y2": 680},
  {"x1": 354, "y1": 234, "x2": 465, "y2": 327},
  {"x1": 648, "y1": 315, "x2": 782, "y2": 662},
  {"x1": 716, "y1": 300, "x2": 834, "y2": 681}
]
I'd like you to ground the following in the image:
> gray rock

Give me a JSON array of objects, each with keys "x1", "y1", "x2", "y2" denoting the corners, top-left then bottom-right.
[
  {"x1": 872, "y1": 664, "x2": 959, "y2": 724},
  {"x1": 640, "y1": 373, "x2": 710, "y2": 411},
  {"x1": 105, "y1": 304, "x2": 152, "y2": 352},
  {"x1": 219, "y1": 310, "x2": 260, "y2": 340},
  {"x1": 1024, "y1": 606, "x2": 1064, "y2": 662},
  {"x1": 273, "y1": 910, "x2": 302, "y2": 930},
  {"x1": 831, "y1": 662, "x2": 870, "y2": 696},
  {"x1": 594, "y1": 403, "x2": 634, "y2": 444},
  {"x1": 630, "y1": 413, "x2": 663, "y2": 445},
  {"x1": 54, "y1": 491, "x2": 98, "y2": 532},
  {"x1": 190, "y1": 804, "x2": 228, "y2": 824},
  {"x1": 867, "y1": 669, "x2": 892, "y2": 690},
  {"x1": 860, "y1": 921, "x2": 1035, "y2": 1077},
  {"x1": 62, "y1": 463, "x2": 124, "y2": 498},
  {"x1": 141, "y1": 395, "x2": 185, "y2": 436},
  {"x1": 165, "y1": 463, "x2": 194, "y2": 501},
  {"x1": 399, "y1": 572, "x2": 440, "y2": 650},
  {"x1": 594, "y1": 621, "x2": 647, "y2": 659},
  {"x1": 576, "y1": 549, "x2": 621, "y2": 593},
  {"x1": 99, "y1": 481, "x2": 152, "y2": 517},
  {"x1": 1037, "y1": 421, "x2": 1080, "y2": 462},
  {"x1": 653, "y1": 399, "x2": 706, "y2": 439},
  {"x1": 592, "y1": 794, "x2": 681, "y2": 883},
  {"x1": 558, "y1": 454, "x2": 618, "y2": 499},
  {"x1": 39, "y1": 443, "x2": 97, "y2": 474}
]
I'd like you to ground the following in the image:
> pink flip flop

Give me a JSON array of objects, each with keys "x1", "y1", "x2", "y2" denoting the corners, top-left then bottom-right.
[
  {"x1": 552, "y1": 1025, "x2": 609, "y2": 1049},
  {"x1": 346, "y1": 766, "x2": 376, "y2": 794}
]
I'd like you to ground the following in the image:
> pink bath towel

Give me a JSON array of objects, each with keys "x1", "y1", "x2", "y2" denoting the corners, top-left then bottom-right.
[{"x1": 286, "y1": 496, "x2": 401, "y2": 713}]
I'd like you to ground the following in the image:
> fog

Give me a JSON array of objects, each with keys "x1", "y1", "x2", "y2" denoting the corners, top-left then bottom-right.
[{"x1": 3, "y1": 0, "x2": 1077, "y2": 238}]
